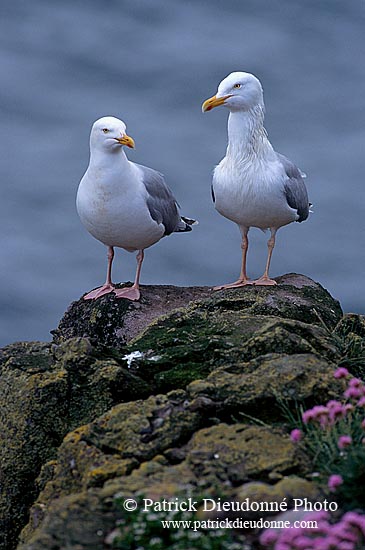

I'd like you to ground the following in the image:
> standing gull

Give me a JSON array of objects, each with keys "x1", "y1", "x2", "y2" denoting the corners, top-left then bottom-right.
[
  {"x1": 77, "y1": 116, "x2": 196, "y2": 301},
  {"x1": 202, "y1": 71, "x2": 310, "y2": 288}
]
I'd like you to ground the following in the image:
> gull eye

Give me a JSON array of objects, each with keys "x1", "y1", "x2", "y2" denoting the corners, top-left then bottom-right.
[
  {"x1": 102, "y1": 128, "x2": 109, "y2": 133},
  {"x1": 233, "y1": 83, "x2": 242, "y2": 89}
]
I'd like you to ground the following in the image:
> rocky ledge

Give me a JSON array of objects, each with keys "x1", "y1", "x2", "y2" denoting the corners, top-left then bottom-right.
[{"x1": 1, "y1": 274, "x2": 364, "y2": 550}]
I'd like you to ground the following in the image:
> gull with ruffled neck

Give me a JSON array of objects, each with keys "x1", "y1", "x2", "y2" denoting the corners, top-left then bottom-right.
[{"x1": 202, "y1": 71, "x2": 310, "y2": 288}]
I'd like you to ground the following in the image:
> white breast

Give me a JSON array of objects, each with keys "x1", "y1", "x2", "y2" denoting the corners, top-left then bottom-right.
[
  {"x1": 76, "y1": 163, "x2": 164, "y2": 252},
  {"x1": 213, "y1": 156, "x2": 298, "y2": 230}
]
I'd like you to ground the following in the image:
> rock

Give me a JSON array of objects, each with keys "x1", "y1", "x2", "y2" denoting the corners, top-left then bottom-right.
[
  {"x1": 0, "y1": 342, "x2": 67, "y2": 550},
  {"x1": 19, "y1": 358, "x2": 345, "y2": 548},
  {"x1": 0, "y1": 337, "x2": 150, "y2": 550},
  {"x1": 187, "y1": 353, "x2": 345, "y2": 421},
  {"x1": 19, "y1": 410, "x2": 305, "y2": 549},
  {"x1": 234, "y1": 476, "x2": 321, "y2": 519},
  {"x1": 0, "y1": 275, "x2": 348, "y2": 549},
  {"x1": 52, "y1": 284, "x2": 212, "y2": 348},
  {"x1": 120, "y1": 314, "x2": 340, "y2": 395},
  {"x1": 52, "y1": 274, "x2": 342, "y2": 350}
]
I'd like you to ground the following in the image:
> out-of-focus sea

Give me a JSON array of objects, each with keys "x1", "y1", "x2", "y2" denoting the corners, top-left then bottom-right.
[{"x1": 1, "y1": 0, "x2": 365, "y2": 346}]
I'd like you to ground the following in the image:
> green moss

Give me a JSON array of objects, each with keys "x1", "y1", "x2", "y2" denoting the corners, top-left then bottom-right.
[
  {"x1": 154, "y1": 361, "x2": 212, "y2": 392},
  {"x1": 125, "y1": 310, "x2": 341, "y2": 396}
]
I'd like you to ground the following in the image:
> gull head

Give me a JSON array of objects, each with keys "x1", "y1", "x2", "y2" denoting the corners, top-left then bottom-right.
[
  {"x1": 202, "y1": 72, "x2": 264, "y2": 113},
  {"x1": 90, "y1": 116, "x2": 135, "y2": 152}
]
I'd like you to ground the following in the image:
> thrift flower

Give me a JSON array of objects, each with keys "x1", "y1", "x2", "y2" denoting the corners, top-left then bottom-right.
[
  {"x1": 327, "y1": 401, "x2": 346, "y2": 422},
  {"x1": 343, "y1": 511, "x2": 365, "y2": 535},
  {"x1": 348, "y1": 377, "x2": 364, "y2": 388},
  {"x1": 344, "y1": 386, "x2": 363, "y2": 399},
  {"x1": 328, "y1": 474, "x2": 343, "y2": 491},
  {"x1": 259, "y1": 529, "x2": 278, "y2": 545},
  {"x1": 337, "y1": 435, "x2": 352, "y2": 449},
  {"x1": 290, "y1": 428, "x2": 303, "y2": 443},
  {"x1": 302, "y1": 405, "x2": 330, "y2": 427},
  {"x1": 334, "y1": 367, "x2": 349, "y2": 378},
  {"x1": 302, "y1": 409, "x2": 315, "y2": 424}
]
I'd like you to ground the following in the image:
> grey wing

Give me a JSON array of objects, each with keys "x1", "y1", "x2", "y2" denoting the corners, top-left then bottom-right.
[
  {"x1": 136, "y1": 163, "x2": 180, "y2": 235},
  {"x1": 277, "y1": 153, "x2": 310, "y2": 222}
]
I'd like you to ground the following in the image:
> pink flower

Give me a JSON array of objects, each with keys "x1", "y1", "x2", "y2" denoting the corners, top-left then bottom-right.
[
  {"x1": 338, "y1": 435, "x2": 352, "y2": 449},
  {"x1": 293, "y1": 536, "x2": 314, "y2": 549},
  {"x1": 343, "y1": 511, "x2": 365, "y2": 535},
  {"x1": 327, "y1": 401, "x2": 346, "y2": 422},
  {"x1": 302, "y1": 409, "x2": 315, "y2": 424},
  {"x1": 334, "y1": 367, "x2": 349, "y2": 378},
  {"x1": 302, "y1": 405, "x2": 330, "y2": 428},
  {"x1": 327, "y1": 399, "x2": 342, "y2": 408},
  {"x1": 328, "y1": 474, "x2": 344, "y2": 491},
  {"x1": 361, "y1": 419, "x2": 365, "y2": 430},
  {"x1": 344, "y1": 386, "x2": 363, "y2": 399},
  {"x1": 357, "y1": 396, "x2": 365, "y2": 407},
  {"x1": 348, "y1": 377, "x2": 364, "y2": 388},
  {"x1": 261, "y1": 511, "x2": 365, "y2": 549},
  {"x1": 312, "y1": 405, "x2": 329, "y2": 416},
  {"x1": 275, "y1": 543, "x2": 292, "y2": 550},
  {"x1": 312, "y1": 405, "x2": 330, "y2": 427},
  {"x1": 337, "y1": 542, "x2": 358, "y2": 550},
  {"x1": 306, "y1": 510, "x2": 330, "y2": 524},
  {"x1": 259, "y1": 529, "x2": 278, "y2": 545},
  {"x1": 331, "y1": 525, "x2": 360, "y2": 543},
  {"x1": 290, "y1": 428, "x2": 303, "y2": 443},
  {"x1": 303, "y1": 405, "x2": 330, "y2": 427}
]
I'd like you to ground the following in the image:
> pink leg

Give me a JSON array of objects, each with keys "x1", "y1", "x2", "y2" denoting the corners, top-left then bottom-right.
[
  {"x1": 114, "y1": 249, "x2": 144, "y2": 301},
  {"x1": 214, "y1": 229, "x2": 253, "y2": 291},
  {"x1": 83, "y1": 246, "x2": 116, "y2": 300},
  {"x1": 253, "y1": 229, "x2": 277, "y2": 286}
]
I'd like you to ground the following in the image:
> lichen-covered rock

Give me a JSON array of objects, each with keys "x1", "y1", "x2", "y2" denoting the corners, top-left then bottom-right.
[
  {"x1": 52, "y1": 284, "x2": 212, "y2": 348},
  {"x1": 0, "y1": 338, "x2": 149, "y2": 550},
  {"x1": 19, "y1": 414, "x2": 306, "y2": 549},
  {"x1": 123, "y1": 314, "x2": 340, "y2": 394},
  {"x1": 0, "y1": 275, "x2": 348, "y2": 550},
  {"x1": 0, "y1": 342, "x2": 67, "y2": 550},
  {"x1": 187, "y1": 353, "x2": 345, "y2": 421},
  {"x1": 204, "y1": 273, "x2": 342, "y2": 328},
  {"x1": 53, "y1": 274, "x2": 342, "y2": 350},
  {"x1": 19, "y1": 360, "x2": 345, "y2": 548},
  {"x1": 234, "y1": 476, "x2": 321, "y2": 519}
]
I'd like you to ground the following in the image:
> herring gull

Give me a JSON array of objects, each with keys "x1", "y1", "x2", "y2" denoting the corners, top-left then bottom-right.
[
  {"x1": 77, "y1": 116, "x2": 196, "y2": 301},
  {"x1": 202, "y1": 71, "x2": 310, "y2": 288}
]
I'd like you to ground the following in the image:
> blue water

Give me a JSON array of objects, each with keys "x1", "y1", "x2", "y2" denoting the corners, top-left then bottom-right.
[{"x1": 1, "y1": 0, "x2": 365, "y2": 346}]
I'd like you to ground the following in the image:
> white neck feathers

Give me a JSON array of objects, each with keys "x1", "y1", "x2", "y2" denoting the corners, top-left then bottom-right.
[
  {"x1": 226, "y1": 105, "x2": 273, "y2": 163},
  {"x1": 89, "y1": 146, "x2": 130, "y2": 171}
]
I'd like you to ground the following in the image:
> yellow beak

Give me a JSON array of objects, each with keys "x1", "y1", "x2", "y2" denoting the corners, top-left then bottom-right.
[
  {"x1": 115, "y1": 134, "x2": 135, "y2": 148},
  {"x1": 202, "y1": 94, "x2": 232, "y2": 112}
]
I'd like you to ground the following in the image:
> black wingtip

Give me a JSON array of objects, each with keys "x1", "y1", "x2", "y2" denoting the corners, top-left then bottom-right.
[
  {"x1": 175, "y1": 216, "x2": 198, "y2": 232},
  {"x1": 181, "y1": 216, "x2": 198, "y2": 226}
]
